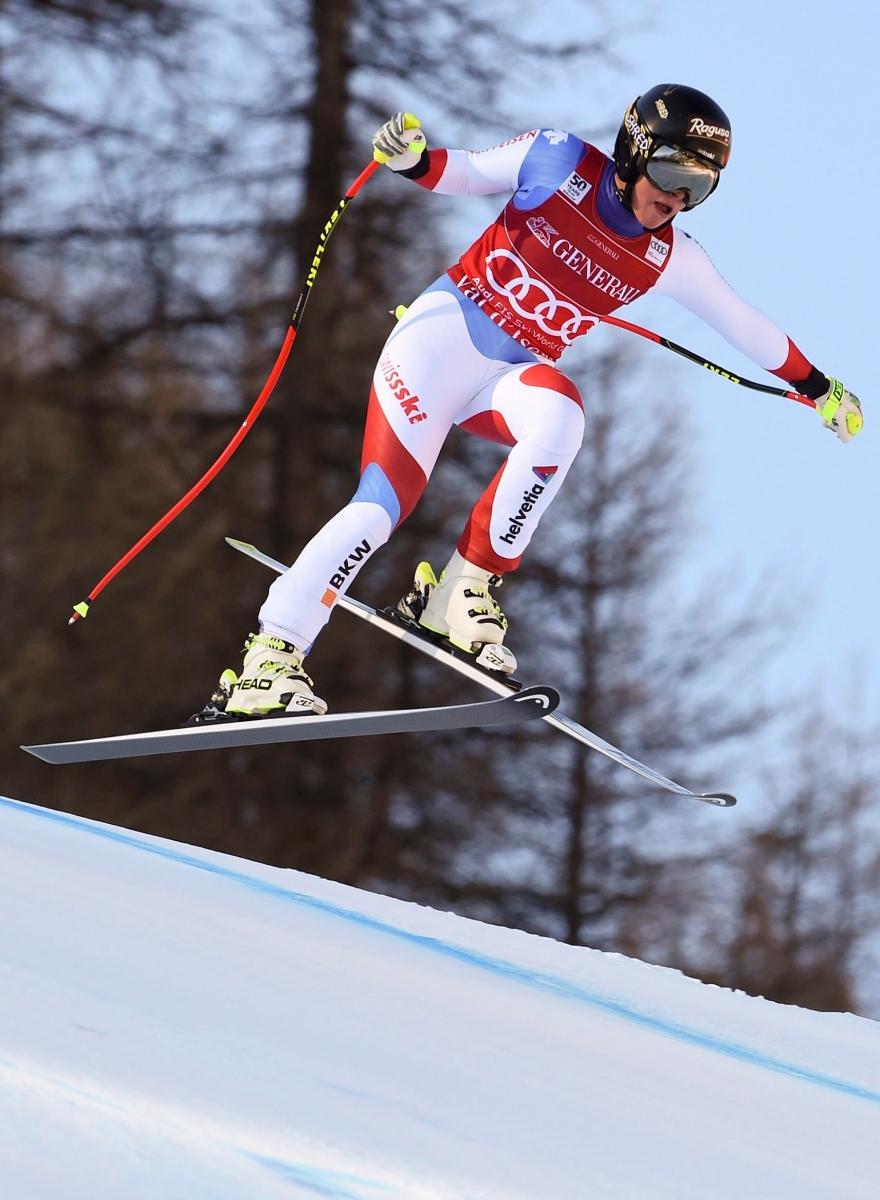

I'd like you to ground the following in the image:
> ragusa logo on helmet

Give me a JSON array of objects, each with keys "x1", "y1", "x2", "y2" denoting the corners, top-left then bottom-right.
[
  {"x1": 626, "y1": 112, "x2": 651, "y2": 155},
  {"x1": 688, "y1": 117, "x2": 730, "y2": 144}
]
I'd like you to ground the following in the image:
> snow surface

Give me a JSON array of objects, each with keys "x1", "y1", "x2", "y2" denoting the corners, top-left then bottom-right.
[{"x1": 1, "y1": 794, "x2": 878, "y2": 1199}]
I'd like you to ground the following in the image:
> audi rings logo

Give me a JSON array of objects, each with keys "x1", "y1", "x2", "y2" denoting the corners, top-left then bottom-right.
[{"x1": 484, "y1": 250, "x2": 595, "y2": 345}]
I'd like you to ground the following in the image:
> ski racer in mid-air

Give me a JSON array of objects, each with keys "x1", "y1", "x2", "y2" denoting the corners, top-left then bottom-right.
[{"x1": 198, "y1": 83, "x2": 863, "y2": 720}]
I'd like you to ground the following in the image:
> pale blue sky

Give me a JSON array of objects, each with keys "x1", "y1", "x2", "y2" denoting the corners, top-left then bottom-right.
[
  {"x1": 476, "y1": 0, "x2": 879, "y2": 714},
  {"x1": 618, "y1": 0, "x2": 879, "y2": 711}
]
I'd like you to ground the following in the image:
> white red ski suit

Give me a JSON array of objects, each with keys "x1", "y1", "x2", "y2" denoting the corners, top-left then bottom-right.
[{"x1": 261, "y1": 129, "x2": 819, "y2": 651}]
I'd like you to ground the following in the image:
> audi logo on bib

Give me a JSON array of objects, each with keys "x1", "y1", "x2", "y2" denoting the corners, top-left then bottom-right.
[{"x1": 484, "y1": 249, "x2": 596, "y2": 347}]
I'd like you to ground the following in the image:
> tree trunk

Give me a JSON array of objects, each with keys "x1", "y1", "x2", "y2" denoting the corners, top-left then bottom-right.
[
  {"x1": 270, "y1": 0, "x2": 353, "y2": 558},
  {"x1": 563, "y1": 748, "x2": 587, "y2": 943}
]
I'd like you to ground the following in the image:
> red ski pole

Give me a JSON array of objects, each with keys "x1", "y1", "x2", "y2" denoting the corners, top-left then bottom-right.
[
  {"x1": 69, "y1": 159, "x2": 381, "y2": 625},
  {"x1": 592, "y1": 311, "x2": 815, "y2": 408}
]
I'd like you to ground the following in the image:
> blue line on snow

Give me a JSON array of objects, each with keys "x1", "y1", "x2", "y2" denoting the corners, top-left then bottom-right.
[
  {"x1": 245, "y1": 1154, "x2": 395, "y2": 1198},
  {"x1": 3, "y1": 794, "x2": 879, "y2": 1107}
]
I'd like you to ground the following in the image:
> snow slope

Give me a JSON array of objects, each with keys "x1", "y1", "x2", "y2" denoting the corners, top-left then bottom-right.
[{"x1": 0, "y1": 794, "x2": 878, "y2": 1199}]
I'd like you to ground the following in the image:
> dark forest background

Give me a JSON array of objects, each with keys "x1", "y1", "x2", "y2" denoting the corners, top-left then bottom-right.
[{"x1": 2, "y1": 0, "x2": 879, "y2": 1015}]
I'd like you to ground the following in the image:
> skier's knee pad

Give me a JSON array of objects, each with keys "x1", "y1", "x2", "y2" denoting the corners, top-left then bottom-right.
[
  {"x1": 522, "y1": 396, "x2": 585, "y2": 457},
  {"x1": 544, "y1": 397, "x2": 585, "y2": 455},
  {"x1": 507, "y1": 365, "x2": 585, "y2": 454}
]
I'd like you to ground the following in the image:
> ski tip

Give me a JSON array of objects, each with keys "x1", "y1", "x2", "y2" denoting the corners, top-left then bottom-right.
[
  {"x1": 700, "y1": 792, "x2": 737, "y2": 808},
  {"x1": 21, "y1": 744, "x2": 53, "y2": 762},
  {"x1": 224, "y1": 537, "x2": 256, "y2": 553}
]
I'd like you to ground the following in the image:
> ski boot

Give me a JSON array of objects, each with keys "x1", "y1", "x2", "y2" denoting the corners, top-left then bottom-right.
[
  {"x1": 190, "y1": 633, "x2": 327, "y2": 723},
  {"x1": 398, "y1": 551, "x2": 517, "y2": 675}
]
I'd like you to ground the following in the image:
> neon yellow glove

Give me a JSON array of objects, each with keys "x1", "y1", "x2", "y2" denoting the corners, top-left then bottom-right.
[
  {"x1": 372, "y1": 113, "x2": 427, "y2": 171},
  {"x1": 816, "y1": 378, "x2": 863, "y2": 444}
]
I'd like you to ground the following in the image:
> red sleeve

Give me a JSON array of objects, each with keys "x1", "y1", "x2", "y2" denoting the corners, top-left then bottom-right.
[
  {"x1": 410, "y1": 149, "x2": 448, "y2": 190},
  {"x1": 768, "y1": 337, "x2": 813, "y2": 383}
]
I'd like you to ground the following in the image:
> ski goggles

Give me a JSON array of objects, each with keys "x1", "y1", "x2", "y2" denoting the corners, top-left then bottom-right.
[{"x1": 644, "y1": 145, "x2": 719, "y2": 207}]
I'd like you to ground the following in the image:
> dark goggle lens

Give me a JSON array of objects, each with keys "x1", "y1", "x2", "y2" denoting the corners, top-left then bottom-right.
[{"x1": 644, "y1": 146, "x2": 719, "y2": 206}]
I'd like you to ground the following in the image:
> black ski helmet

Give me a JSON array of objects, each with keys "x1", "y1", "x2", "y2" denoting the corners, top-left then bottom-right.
[{"x1": 613, "y1": 84, "x2": 732, "y2": 213}]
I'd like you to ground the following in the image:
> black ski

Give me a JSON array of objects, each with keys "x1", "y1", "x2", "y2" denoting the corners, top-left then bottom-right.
[
  {"x1": 22, "y1": 686, "x2": 559, "y2": 765},
  {"x1": 224, "y1": 538, "x2": 737, "y2": 808}
]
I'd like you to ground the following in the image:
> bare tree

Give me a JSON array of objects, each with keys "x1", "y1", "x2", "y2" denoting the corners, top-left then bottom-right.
[
  {"x1": 0, "y1": 0, "x2": 619, "y2": 878},
  {"x1": 619, "y1": 708, "x2": 880, "y2": 1014}
]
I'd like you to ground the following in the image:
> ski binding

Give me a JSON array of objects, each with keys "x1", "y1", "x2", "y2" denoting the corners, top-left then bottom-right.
[{"x1": 222, "y1": 538, "x2": 737, "y2": 808}]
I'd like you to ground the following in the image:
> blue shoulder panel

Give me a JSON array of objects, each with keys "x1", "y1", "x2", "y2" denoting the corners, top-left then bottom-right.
[{"x1": 513, "y1": 130, "x2": 586, "y2": 212}]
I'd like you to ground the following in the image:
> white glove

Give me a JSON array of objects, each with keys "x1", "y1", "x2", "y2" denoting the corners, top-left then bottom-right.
[
  {"x1": 815, "y1": 378, "x2": 863, "y2": 444},
  {"x1": 372, "y1": 112, "x2": 427, "y2": 171}
]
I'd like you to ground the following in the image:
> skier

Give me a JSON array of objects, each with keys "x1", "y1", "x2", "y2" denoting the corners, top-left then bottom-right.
[{"x1": 201, "y1": 84, "x2": 863, "y2": 720}]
